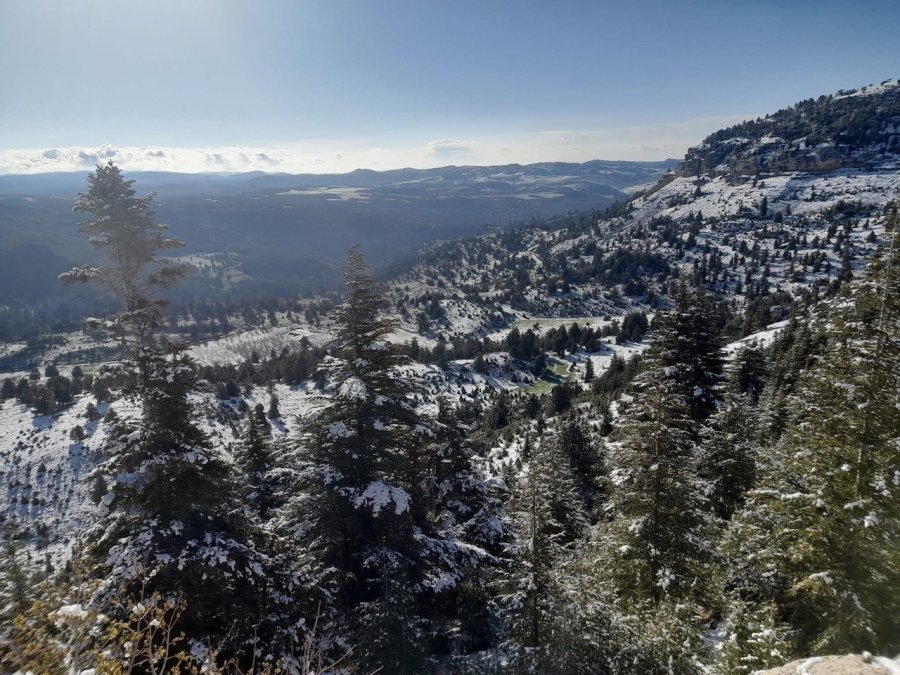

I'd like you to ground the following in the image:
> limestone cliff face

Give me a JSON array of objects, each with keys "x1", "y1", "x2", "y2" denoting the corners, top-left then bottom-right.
[{"x1": 675, "y1": 81, "x2": 900, "y2": 178}]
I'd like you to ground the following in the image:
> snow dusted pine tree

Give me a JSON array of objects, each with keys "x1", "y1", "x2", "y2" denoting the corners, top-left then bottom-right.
[
  {"x1": 598, "y1": 333, "x2": 716, "y2": 608},
  {"x1": 592, "y1": 316, "x2": 718, "y2": 672},
  {"x1": 755, "y1": 316, "x2": 825, "y2": 444},
  {"x1": 555, "y1": 411, "x2": 604, "y2": 515},
  {"x1": 288, "y1": 249, "x2": 480, "y2": 671},
  {"x1": 237, "y1": 402, "x2": 280, "y2": 520},
  {"x1": 660, "y1": 283, "x2": 725, "y2": 423},
  {"x1": 728, "y1": 217, "x2": 900, "y2": 658},
  {"x1": 60, "y1": 161, "x2": 188, "y2": 367},
  {"x1": 0, "y1": 526, "x2": 30, "y2": 658},
  {"x1": 699, "y1": 394, "x2": 758, "y2": 521},
  {"x1": 424, "y1": 399, "x2": 509, "y2": 657},
  {"x1": 60, "y1": 163, "x2": 294, "y2": 668},
  {"x1": 501, "y1": 433, "x2": 588, "y2": 671},
  {"x1": 728, "y1": 344, "x2": 767, "y2": 404}
]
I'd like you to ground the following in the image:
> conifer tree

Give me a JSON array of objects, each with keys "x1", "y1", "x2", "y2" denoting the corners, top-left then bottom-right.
[
  {"x1": 60, "y1": 163, "x2": 294, "y2": 666},
  {"x1": 583, "y1": 357, "x2": 595, "y2": 383},
  {"x1": 699, "y1": 396, "x2": 758, "y2": 520},
  {"x1": 267, "y1": 391, "x2": 281, "y2": 420},
  {"x1": 555, "y1": 412, "x2": 604, "y2": 515},
  {"x1": 756, "y1": 317, "x2": 825, "y2": 443},
  {"x1": 0, "y1": 524, "x2": 30, "y2": 653},
  {"x1": 717, "y1": 600, "x2": 793, "y2": 675},
  {"x1": 290, "y1": 249, "x2": 474, "y2": 671},
  {"x1": 425, "y1": 399, "x2": 508, "y2": 656},
  {"x1": 729, "y1": 222, "x2": 900, "y2": 656},
  {"x1": 501, "y1": 435, "x2": 588, "y2": 671},
  {"x1": 659, "y1": 283, "x2": 725, "y2": 422},
  {"x1": 432, "y1": 399, "x2": 507, "y2": 552},
  {"x1": 60, "y1": 161, "x2": 187, "y2": 361},
  {"x1": 728, "y1": 344, "x2": 767, "y2": 403},
  {"x1": 238, "y1": 403, "x2": 278, "y2": 519},
  {"x1": 597, "y1": 332, "x2": 716, "y2": 608}
]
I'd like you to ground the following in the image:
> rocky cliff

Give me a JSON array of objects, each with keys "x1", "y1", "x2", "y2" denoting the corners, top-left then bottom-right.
[{"x1": 677, "y1": 80, "x2": 900, "y2": 178}]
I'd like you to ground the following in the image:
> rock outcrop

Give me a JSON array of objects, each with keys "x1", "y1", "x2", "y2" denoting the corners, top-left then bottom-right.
[
  {"x1": 676, "y1": 80, "x2": 900, "y2": 178},
  {"x1": 755, "y1": 654, "x2": 900, "y2": 675}
]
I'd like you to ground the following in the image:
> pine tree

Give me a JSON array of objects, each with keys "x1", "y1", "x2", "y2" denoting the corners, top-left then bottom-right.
[
  {"x1": 0, "y1": 524, "x2": 30, "y2": 652},
  {"x1": 501, "y1": 436, "x2": 588, "y2": 671},
  {"x1": 717, "y1": 600, "x2": 793, "y2": 675},
  {"x1": 60, "y1": 161, "x2": 187, "y2": 359},
  {"x1": 728, "y1": 344, "x2": 767, "y2": 403},
  {"x1": 555, "y1": 412, "x2": 604, "y2": 515},
  {"x1": 237, "y1": 403, "x2": 278, "y2": 519},
  {"x1": 432, "y1": 399, "x2": 507, "y2": 552},
  {"x1": 596, "y1": 335, "x2": 716, "y2": 608},
  {"x1": 59, "y1": 164, "x2": 294, "y2": 667},
  {"x1": 699, "y1": 396, "x2": 758, "y2": 520},
  {"x1": 424, "y1": 399, "x2": 508, "y2": 656},
  {"x1": 729, "y1": 222, "x2": 900, "y2": 656},
  {"x1": 289, "y1": 249, "x2": 470, "y2": 671},
  {"x1": 756, "y1": 316, "x2": 825, "y2": 444},
  {"x1": 85, "y1": 402, "x2": 102, "y2": 422},
  {"x1": 659, "y1": 283, "x2": 724, "y2": 423},
  {"x1": 69, "y1": 424, "x2": 87, "y2": 443},
  {"x1": 267, "y1": 391, "x2": 281, "y2": 420}
]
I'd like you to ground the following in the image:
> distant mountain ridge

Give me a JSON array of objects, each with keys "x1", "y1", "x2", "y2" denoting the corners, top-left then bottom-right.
[
  {"x1": 0, "y1": 159, "x2": 676, "y2": 196},
  {"x1": 0, "y1": 159, "x2": 675, "y2": 314}
]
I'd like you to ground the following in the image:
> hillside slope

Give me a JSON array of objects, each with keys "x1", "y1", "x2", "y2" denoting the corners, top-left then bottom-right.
[{"x1": 2, "y1": 80, "x2": 900, "y2": 598}]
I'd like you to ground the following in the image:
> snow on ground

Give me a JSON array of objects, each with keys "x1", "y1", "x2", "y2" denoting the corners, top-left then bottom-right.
[
  {"x1": 724, "y1": 320, "x2": 790, "y2": 357},
  {"x1": 478, "y1": 339, "x2": 649, "y2": 479},
  {"x1": 0, "y1": 394, "x2": 106, "y2": 569},
  {"x1": 486, "y1": 314, "x2": 622, "y2": 342},
  {"x1": 388, "y1": 325, "x2": 438, "y2": 348},
  {"x1": 190, "y1": 326, "x2": 302, "y2": 366},
  {"x1": 631, "y1": 164, "x2": 900, "y2": 225},
  {"x1": 0, "y1": 342, "x2": 28, "y2": 360}
]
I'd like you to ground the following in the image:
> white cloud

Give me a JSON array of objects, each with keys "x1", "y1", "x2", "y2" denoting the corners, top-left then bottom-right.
[
  {"x1": 426, "y1": 138, "x2": 474, "y2": 156},
  {"x1": 0, "y1": 114, "x2": 756, "y2": 175}
]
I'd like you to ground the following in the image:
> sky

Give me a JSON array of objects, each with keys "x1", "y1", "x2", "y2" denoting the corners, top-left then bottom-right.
[{"x1": 1, "y1": 0, "x2": 898, "y2": 174}]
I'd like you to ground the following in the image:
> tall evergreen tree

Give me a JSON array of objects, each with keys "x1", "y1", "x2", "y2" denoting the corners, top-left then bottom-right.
[
  {"x1": 61, "y1": 163, "x2": 293, "y2": 666},
  {"x1": 60, "y1": 161, "x2": 187, "y2": 359},
  {"x1": 728, "y1": 344, "x2": 767, "y2": 403},
  {"x1": 728, "y1": 222, "x2": 900, "y2": 657},
  {"x1": 756, "y1": 316, "x2": 825, "y2": 444},
  {"x1": 699, "y1": 395, "x2": 758, "y2": 521},
  {"x1": 501, "y1": 435, "x2": 588, "y2": 671},
  {"x1": 659, "y1": 283, "x2": 725, "y2": 423},
  {"x1": 555, "y1": 412, "x2": 604, "y2": 515},
  {"x1": 597, "y1": 348, "x2": 716, "y2": 607},
  {"x1": 289, "y1": 249, "x2": 476, "y2": 671},
  {"x1": 589, "y1": 328, "x2": 718, "y2": 673},
  {"x1": 0, "y1": 524, "x2": 30, "y2": 647},
  {"x1": 238, "y1": 402, "x2": 279, "y2": 519}
]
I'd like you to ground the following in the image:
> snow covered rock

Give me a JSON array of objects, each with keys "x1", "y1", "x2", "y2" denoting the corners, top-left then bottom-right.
[{"x1": 754, "y1": 654, "x2": 900, "y2": 675}]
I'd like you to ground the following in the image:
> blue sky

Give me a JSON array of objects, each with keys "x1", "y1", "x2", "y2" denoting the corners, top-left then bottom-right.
[{"x1": 1, "y1": 0, "x2": 898, "y2": 173}]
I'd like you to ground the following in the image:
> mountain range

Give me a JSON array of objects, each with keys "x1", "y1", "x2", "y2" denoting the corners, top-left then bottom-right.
[{"x1": 0, "y1": 159, "x2": 675, "y2": 311}]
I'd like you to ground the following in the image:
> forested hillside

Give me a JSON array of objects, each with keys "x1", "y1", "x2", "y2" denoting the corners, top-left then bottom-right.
[{"x1": 1, "y1": 82, "x2": 898, "y2": 674}]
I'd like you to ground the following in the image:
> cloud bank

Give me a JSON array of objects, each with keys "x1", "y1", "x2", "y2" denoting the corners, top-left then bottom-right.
[{"x1": 0, "y1": 115, "x2": 754, "y2": 175}]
